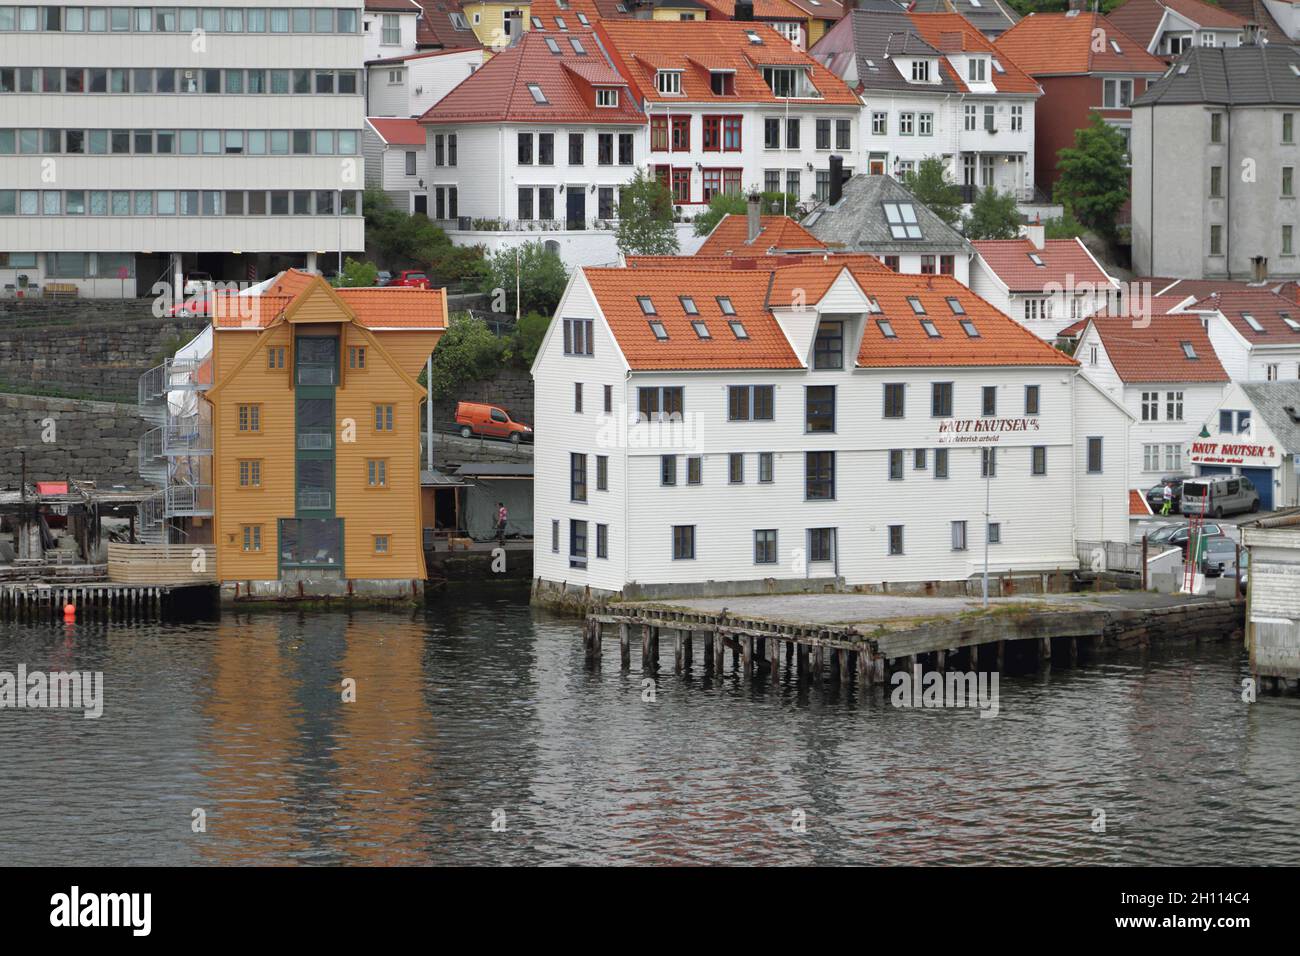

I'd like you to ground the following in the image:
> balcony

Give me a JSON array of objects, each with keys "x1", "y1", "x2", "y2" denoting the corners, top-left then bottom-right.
[
  {"x1": 165, "y1": 483, "x2": 214, "y2": 516},
  {"x1": 435, "y1": 216, "x2": 619, "y2": 233},
  {"x1": 297, "y1": 431, "x2": 334, "y2": 451},
  {"x1": 297, "y1": 491, "x2": 333, "y2": 510},
  {"x1": 296, "y1": 362, "x2": 337, "y2": 386}
]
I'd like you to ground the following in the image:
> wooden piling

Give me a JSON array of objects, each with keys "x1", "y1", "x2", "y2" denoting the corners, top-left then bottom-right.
[
  {"x1": 620, "y1": 623, "x2": 630, "y2": 669},
  {"x1": 742, "y1": 635, "x2": 753, "y2": 678},
  {"x1": 771, "y1": 640, "x2": 781, "y2": 685},
  {"x1": 673, "y1": 629, "x2": 683, "y2": 674},
  {"x1": 703, "y1": 631, "x2": 713, "y2": 671}
]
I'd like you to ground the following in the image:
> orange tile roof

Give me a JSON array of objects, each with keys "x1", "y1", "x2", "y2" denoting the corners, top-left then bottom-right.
[
  {"x1": 420, "y1": 30, "x2": 644, "y2": 126},
  {"x1": 908, "y1": 13, "x2": 1041, "y2": 95},
  {"x1": 1189, "y1": 289, "x2": 1300, "y2": 344},
  {"x1": 1085, "y1": 314, "x2": 1229, "y2": 384},
  {"x1": 367, "y1": 117, "x2": 426, "y2": 146},
  {"x1": 1060, "y1": 291, "x2": 1189, "y2": 337},
  {"x1": 694, "y1": 0, "x2": 808, "y2": 20},
  {"x1": 696, "y1": 214, "x2": 828, "y2": 255},
  {"x1": 627, "y1": 251, "x2": 891, "y2": 272},
  {"x1": 973, "y1": 237, "x2": 1115, "y2": 292},
  {"x1": 583, "y1": 267, "x2": 803, "y2": 370},
  {"x1": 529, "y1": 0, "x2": 635, "y2": 28},
  {"x1": 994, "y1": 12, "x2": 1167, "y2": 76},
  {"x1": 586, "y1": 259, "x2": 1075, "y2": 370},
  {"x1": 1130, "y1": 488, "x2": 1153, "y2": 516},
  {"x1": 213, "y1": 270, "x2": 447, "y2": 330},
  {"x1": 1152, "y1": 277, "x2": 1300, "y2": 302},
  {"x1": 598, "y1": 19, "x2": 860, "y2": 105}
]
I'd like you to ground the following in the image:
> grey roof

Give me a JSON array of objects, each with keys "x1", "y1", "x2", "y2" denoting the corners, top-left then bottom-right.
[
  {"x1": 841, "y1": 10, "x2": 963, "y2": 94},
  {"x1": 421, "y1": 469, "x2": 469, "y2": 487},
  {"x1": 802, "y1": 174, "x2": 973, "y2": 256},
  {"x1": 1239, "y1": 382, "x2": 1300, "y2": 454},
  {"x1": 884, "y1": 31, "x2": 942, "y2": 56},
  {"x1": 453, "y1": 463, "x2": 534, "y2": 478},
  {"x1": 1133, "y1": 44, "x2": 1300, "y2": 108},
  {"x1": 907, "y1": 0, "x2": 1021, "y2": 36}
]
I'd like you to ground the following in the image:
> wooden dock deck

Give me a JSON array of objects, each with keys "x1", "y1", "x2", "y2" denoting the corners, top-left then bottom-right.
[
  {"x1": 581, "y1": 596, "x2": 1247, "y2": 688},
  {"x1": 0, "y1": 581, "x2": 212, "y2": 622}
]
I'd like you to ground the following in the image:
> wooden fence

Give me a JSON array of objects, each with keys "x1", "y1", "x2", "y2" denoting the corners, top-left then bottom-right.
[{"x1": 107, "y1": 543, "x2": 217, "y2": 584}]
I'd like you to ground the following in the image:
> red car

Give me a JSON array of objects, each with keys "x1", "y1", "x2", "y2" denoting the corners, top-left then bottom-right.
[{"x1": 389, "y1": 270, "x2": 430, "y2": 289}]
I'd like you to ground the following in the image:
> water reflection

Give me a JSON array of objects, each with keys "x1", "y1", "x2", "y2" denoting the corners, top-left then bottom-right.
[{"x1": 0, "y1": 589, "x2": 1297, "y2": 866}]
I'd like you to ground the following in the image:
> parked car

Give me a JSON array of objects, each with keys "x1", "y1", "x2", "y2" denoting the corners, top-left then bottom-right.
[
  {"x1": 1200, "y1": 536, "x2": 1243, "y2": 578},
  {"x1": 1145, "y1": 475, "x2": 1193, "y2": 513},
  {"x1": 1180, "y1": 475, "x2": 1260, "y2": 517},
  {"x1": 1170, "y1": 522, "x2": 1227, "y2": 557},
  {"x1": 455, "y1": 401, "x2": 533, "y2": 443},
  {"x1": 1146, "y1": 523, "x2": 1183, "y2": 547},
  {"x1": 389, "y1": 270, "x2": 430, "y2": 289},
  {"x1": 376, "y1": 271, "x2": 393, "y2": 287}
]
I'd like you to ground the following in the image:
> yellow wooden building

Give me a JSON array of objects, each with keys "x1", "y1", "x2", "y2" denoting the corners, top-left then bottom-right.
[
  {"x1": 203, "y1": 271, "x2": 446, "y2": 599},
  {"x1": 462, "y1": 1, "x2": 530, "y2": 48}
]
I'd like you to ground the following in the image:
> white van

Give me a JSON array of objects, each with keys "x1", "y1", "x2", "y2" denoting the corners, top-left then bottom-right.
[{"x1": 1180, "y1": 475, "x2": 1261, "y2": 518}]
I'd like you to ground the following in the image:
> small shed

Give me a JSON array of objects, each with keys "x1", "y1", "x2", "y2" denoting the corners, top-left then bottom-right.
[{"x1": 1241, "y1": 513, "x2": 1300, "y2": 683}]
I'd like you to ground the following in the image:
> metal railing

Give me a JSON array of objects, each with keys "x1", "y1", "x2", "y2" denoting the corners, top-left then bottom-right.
[
  {"x1": 162, "y1": 420, "x2": 213, "y2": 455},
  {"x1": 165, "y1": 483, "x2": 214, "y2": 516},
  {"x1": 138, "y1": 426, "x2": 164, "y2": 463},
  {"x1": 297, "y1": 431, "x2": 333, "y2": 450},
  {"x1": 138, "y1": 363, "x2": 167, "y2": 406},
  {"x1": 297, "y1": 491, "x2": 333, "y2": 510},
  {"x1": 1077, "y1": 540, "x2": 1144, "y2": 574},
  {"x1": 296, "y1": 364, "x2": 337, "y2": 386},
  {"x1": 165, "y1": 356, "x2": 213, "y2": 390}
]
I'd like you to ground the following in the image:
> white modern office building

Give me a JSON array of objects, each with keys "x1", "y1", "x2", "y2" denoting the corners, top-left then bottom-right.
[{"x1": 0, "y1": 2, "x2": 366, "y2": 299}]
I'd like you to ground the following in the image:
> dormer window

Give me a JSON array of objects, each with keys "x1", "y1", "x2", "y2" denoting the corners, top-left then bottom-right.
[
  {"x1": 657, "y1": 70, "x2": 682, "y2": 95},
  {"x1": 968, "y1": 58, "x2": 987, "y2": 83},
  {"x1": 710, "y1": 71, "x2": 736, "y2": 96},
  {"x1": 762, "y1": 66, "x2": 806, "y2": 98},
  {"x1": 596, "y1": 88, "x2": 618, "y2": 108},
  {"x1": 911, "y1": 60, "x2": 931, "y2": 83}
]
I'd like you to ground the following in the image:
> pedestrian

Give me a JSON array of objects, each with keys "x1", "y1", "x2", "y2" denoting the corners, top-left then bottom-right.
[
  {"x1": 1161, "y1": 482, "x2": 1173, "y2": 516},
  {"x1": 496, "y1": 501, "x2": 508, "y2": 546}
]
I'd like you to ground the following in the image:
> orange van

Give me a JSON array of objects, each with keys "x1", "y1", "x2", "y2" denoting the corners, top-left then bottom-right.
[{"x1": 455, "y1": 401, "x2": 533, "y2": 443}]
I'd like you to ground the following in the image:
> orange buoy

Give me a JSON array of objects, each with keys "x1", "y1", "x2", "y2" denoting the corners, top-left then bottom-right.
[{"x1": 63, "y1": 603, "x2": 76, "y2": 621}]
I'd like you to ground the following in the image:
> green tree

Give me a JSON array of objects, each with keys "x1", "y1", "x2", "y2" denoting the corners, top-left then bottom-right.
[
  {"x1": 1043, "y1": 209, "x2": 1087, "y2": 240},
  {"x1": 963, "y1": 188, "x2": 1022, "y2": 240},
  {"x1": 331, "y1": 257, "x2": 379, "y2": 288},
  {"x1": 902, "y1": 157, "x2": 963, "y2": 228},
  {"x1": 479, "y1": 241, "x2": 568, "y2": 318},
  {"x1": 507, "y1": 311, "x2": 552, "y2": 368},
  {"x1": 692, "y1": 190, "x2": 801, "y2": 237},
  {"x1": 423, "y1": 312, "x2": 506, "y2": 398},
  {"x1": 1054, "y1": 114, "x2": 1130, "y2": 242},
  {"x1": 616, "y1": 170, "x2": 680, "y2": 256},
  {"x1": 363, "y1": 187, "x2": 453, "y2": 267}
]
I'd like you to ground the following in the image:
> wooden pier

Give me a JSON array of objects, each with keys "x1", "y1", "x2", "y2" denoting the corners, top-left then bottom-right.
[
  {"x1": 0, "y1": 581, "x2": 207, "y2": 623},
  {"x1": 581, "y1": 598, "x2": 1246, "y2": 687}
]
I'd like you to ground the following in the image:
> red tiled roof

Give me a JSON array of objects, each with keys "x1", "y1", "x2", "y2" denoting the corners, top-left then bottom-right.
[
  {"x1": 420, "y1": 30, "x2": 644, "y2": 125},
  {"x1": 413, "y1": 0, "x2": 482, "y2": 50},
  {"x1": 367, "y1": 117, "x2": 426, "y2": 145},
  {"x1": 1130, "y1": 488, "x2": 1152, "y2": 515},
  {"x1": 598, "y1": 19, "x2": 860, "y2": 105},
  {"x1": 626, "y1": 251, "x2": 890, "y2": 272},
  {"x1": 365, "y1": 0, "x2": 421, "y2": 10},
  {"x1": 696, "y1": 214, "x2": 828, "y2": 255},
  {"x1": 973, "y1": 237, "x2": 1115, "y2": 293},
  {"x1": 1189, "y1": 289, "x2": 1300, "y2": 344},
  {"x1": 213, "y1": 270, "x2": 447, "y2": 330},
  {"x1": 694, "y1": 0, "x2": 808, "y2": 20},
  {"x1": 529, "y1": 0, "x2": 636, "y2": 29},
  {"x1": 909, "y1": 13, "x2": 1041, "y2": 95},
  {"x1": 369, "y1": 46, "x2": 481, "y2": 66},
  {"x1": 1059, "y1": 292, "x2": 1189, "y2": 337},
  {"x1": 995, "y1": 12, "x2": 1167, "y2": 76},
  {"x1": 582, "y1": 267, "x2": 803, "y2": 370},
  {"x1": 787, "y1": 0, "x2": 846, "y2": 18},
  {"x1": 586, "y1": 259, "x2": 1075, "y2": 370},
  {"x1": 1084, "y1": 314, "x2": 1229, "y2": 384},
  {"x1": 1151, "y1": 277, "x2": 1300, "y2": 302}
]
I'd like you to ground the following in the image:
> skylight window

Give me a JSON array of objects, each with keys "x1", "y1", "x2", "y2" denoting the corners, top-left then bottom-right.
[
  {"x1": 450, "y1": 12, "x2": 469, "y2": 29},
  {"x1": 545, "y1": 37, "x2": 560, "y2": 54},
  {"x1": 570, "y1": 37, "x2": 586, "y2": 55},
  {"x1": 532, "y1": 16, "x2": 543, "y2": 29},
  {"x1": 960, "y1": 319, "x2": 980, "y2": 338},
  {"x1": 555, "y1": 15, "x2": 568, "y2": 30},
  {"x1": 680, "y1": 296, "x2": 698, "y2": 315},
  {"x1": 992, "y1": 58, "x2": 1005, "y2": 74},
  {"x1": 1281, "y1": 312, "x2": 1300, "y2": 331},
  {"x1": 746, "y1": 30, "x2": 764, "y2": 45},
  {"x1": 1110, "y1": 39, "x2": 1122, "y2": 54},
  {"x1": 527, "y1": 83, "x2": 548, "y2": 104},
  {"x1": 1180, "y1": 341, "x2": 1198, "y2": 359},
  {"x1": 729, "y1": 320, "x2": 749, "y2": 339},
  {"x1": 717, "y1": 296, "x2": 736, "y2": 315},
  {"x1": 649, "y1": 320, "x2": 668, "y2": 340},
  {"x1": 1028, "y1": 253, "x2": 1045, "y2": 267},
  {"x1": 883, "y1": 202, "x2": 922, "y2": 239},
  {"x1": 946, "y1": 297, "x2": 966, "y2": 315},
  {"x1": 1242, "y1": 312, "x2": 1265, "y2": 333},
  {"x1": 616, "y1": 2, "x2": 627, "y2": 11},
  {"x1": 638, "y1": 296, "x2": 656, "y2": 315},
  {"x1": 577, "y1": 13, "x2": 590, "y2": 25},
  {"x1": 907, "y1": 296, "x2": 926, "y2": 314},
  {"x1": 692, "y1": 320, "x2": 711, "y2": 339},
  {"x1": 877, "y1": 318, "x2": 897, "y2": 338},
  {"x1": 921, "y1": 319, "x2": 941, "y2": 338}
]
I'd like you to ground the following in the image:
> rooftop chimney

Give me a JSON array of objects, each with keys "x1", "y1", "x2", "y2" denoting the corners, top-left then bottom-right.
[
  {"x1": 1243, "y1": 22, "x2": 1261, "y2": 46},
  {"x1": 1067, "y1": 0, "x2": 1086, "y2": 11},
  {"x1": 746, "y1": 192, "x2": 762, "y2": 244},
  {"x1": 1252, "y1": 255, "x2": 1268, "y2": 283},
  {"x1": 1025, "y1": 222, "x2": 1045, "y2": 250},
  {"x1": 735, "y1": 0, "x2": 754, "y2": 21},
  {"x1": 829, "y1": 154, "x2": 844, "y2": 206}
]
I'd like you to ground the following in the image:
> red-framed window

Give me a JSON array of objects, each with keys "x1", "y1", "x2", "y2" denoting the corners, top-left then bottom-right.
[
  {"x1": 671, "y1": 167, "x2": 691, "y2": 203},
  {"x1": 671, "y1": 116, "x2": 690, "y2": 151},
  {"x1": 654, "y1": 164, "x2": 671, "y2": 191},
  {"x1": 650, "y1": 116, "x2": 669, "y2": 152},
  {"x1": 722, "y1": 115, "x2": 742, "y2": 151},
  {"x1": 940, "y1": 255, "x2": 955, "y2": 276},
  {"x1": 723, "y1": 168, "x2": 742, "y2": 196},
  {"x1": 702, "y1": 115, "x2": 721, "y2": 152},
  {"x1": 920, "y1": 255, "x2": 936, "y2": 275},
  {"x1": 704, "y1": 115, "x2": 742, "y2": 151}
]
